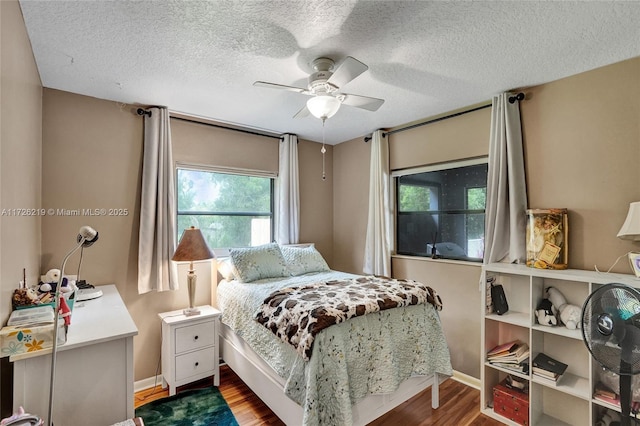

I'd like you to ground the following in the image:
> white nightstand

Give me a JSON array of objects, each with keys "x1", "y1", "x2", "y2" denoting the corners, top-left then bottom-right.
[{"x1": 158, "y1": 305, "x2": 221, "y2": 396}]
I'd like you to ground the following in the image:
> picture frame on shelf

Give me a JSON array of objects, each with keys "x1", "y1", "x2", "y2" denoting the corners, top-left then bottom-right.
[{"x1": 628, "y1": 252, "x2": 640, "y2": 278}]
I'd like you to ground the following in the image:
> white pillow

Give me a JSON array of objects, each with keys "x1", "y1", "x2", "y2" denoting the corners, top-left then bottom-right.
[
  {"x1": 280, "y1": 244, "x2": 330, "y2": 276},
  {"x1": 217, "y1": 258, "x2": 236, "y2": 281},
  {"x1": 229, "y1": 243, "x2": 290, "y2": 283}
]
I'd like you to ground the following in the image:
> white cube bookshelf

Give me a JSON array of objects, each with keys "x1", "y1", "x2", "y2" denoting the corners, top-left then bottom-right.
[{"x1": 481, "y1": 263, "x2": 639, "y2": 425}]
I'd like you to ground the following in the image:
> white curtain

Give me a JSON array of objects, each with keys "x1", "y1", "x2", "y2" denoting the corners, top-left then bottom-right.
[
  {"x1": 484, "y1": 93, "x2": 528, "y2": 264},
  {"x1": 138, "y1": 107, "x2": 179, "y2": 293},
  {"x1": 363, "y1": 130, "x2": 391, "y2": 276},
  {"x1": 276, "y1": 134, "x2": 300, "y2": 245}
]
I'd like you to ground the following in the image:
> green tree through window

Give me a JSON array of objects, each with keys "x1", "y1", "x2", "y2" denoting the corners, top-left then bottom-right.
[
  {"x1": 398, "y1": 185, "x2": 431, "y2": 211},
  {"x1": 177, "y1": 168, "x2": 273, "y2": 249},
  {"x1": 466, "y1": 187, "x2": 486, "y2": 242}
]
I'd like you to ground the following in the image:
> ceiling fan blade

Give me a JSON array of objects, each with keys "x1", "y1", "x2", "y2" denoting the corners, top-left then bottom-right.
[
  {"x1": 340, "y1": 93, "x2": 384, "y2": 111},
  {"x1": 254, "y1": 81, "x2": 311, "y2": 95},
  {"x1": 327, "y1": 56, "x2": 368, "y2": 88},
  {"x1": 293, "y1": 105, "x2": 310, "y2": 118}
]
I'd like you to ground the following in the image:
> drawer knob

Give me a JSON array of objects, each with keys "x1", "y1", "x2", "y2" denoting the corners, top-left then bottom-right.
[
  {"x1": 195, "y1": 362, "x2": 199, "y2": 367},
  {"x1": 194, "y1": 335, "x2": 199, "y2": 340}
]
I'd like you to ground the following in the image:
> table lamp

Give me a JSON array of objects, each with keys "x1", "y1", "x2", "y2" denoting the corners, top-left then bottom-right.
[
  {"x1": 617, "y1": 202, "x2": 640, "y2": 277},
  {"x1": 172, "y1": 226, "x2": 214, "y2": 316},
  {"x1": 618, "y1": 202, "x2": 640, "y2": 241}
]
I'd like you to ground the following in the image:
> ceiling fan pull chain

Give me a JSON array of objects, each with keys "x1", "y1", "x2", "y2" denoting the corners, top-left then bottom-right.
[{"x1": 321, "y1": 118, "x2": 327, "y2": 181}]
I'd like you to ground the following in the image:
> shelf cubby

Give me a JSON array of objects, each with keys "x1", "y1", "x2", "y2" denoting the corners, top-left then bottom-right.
[{"x1": 481, "y1": 263, "x2": 639, "y2": 426}]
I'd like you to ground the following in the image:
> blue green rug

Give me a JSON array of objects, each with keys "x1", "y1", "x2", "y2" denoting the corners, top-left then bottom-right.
[{"x1": 135, "y1": 387, "x2": 239, "y2": 426}]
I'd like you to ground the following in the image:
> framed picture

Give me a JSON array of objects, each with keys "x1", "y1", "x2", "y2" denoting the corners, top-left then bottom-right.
[{"x1": 628, "y1": 252, "x2": 640, "y2": 278}]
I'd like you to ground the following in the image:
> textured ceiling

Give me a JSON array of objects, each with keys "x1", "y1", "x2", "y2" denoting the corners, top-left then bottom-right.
[{"x1": 18, "y1": 0, "x2": 640, "y2": 144}]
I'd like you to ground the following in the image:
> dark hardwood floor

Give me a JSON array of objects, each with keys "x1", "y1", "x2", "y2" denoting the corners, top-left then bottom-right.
[{"x1": 135, "y1": 364, "x2": 502, "y2": 426}]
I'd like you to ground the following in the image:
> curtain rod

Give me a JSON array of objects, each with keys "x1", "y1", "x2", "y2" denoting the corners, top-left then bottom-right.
[
  {"x1": 382, "y1": 103, "x2": 492, "y2": 138},
  {"x1": 136, "y1": 108, "x2": 282, "y2": 140},
  {"x1": 371, "y1": 92, "x2": 525, "y2": 141}
]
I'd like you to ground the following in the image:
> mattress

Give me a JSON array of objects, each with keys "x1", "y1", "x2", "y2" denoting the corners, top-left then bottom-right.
[{"x1": 217, "y1": 270, "x2": 452, "y2": 426}]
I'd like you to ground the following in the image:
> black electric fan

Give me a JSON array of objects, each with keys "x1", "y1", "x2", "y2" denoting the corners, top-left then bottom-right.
[{"x1": 582, "y1": 283, "x2": 640, "y2": 426}]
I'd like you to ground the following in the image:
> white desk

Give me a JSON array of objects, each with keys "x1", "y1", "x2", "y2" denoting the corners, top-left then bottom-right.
[{"x1": 12, "y1": 285, "x2": 138, "y2": 425}]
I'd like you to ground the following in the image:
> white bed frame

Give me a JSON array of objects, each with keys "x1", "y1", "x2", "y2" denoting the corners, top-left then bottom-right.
[{"x1": 219, "y1": 323, "x2": 443, "y2": 426}]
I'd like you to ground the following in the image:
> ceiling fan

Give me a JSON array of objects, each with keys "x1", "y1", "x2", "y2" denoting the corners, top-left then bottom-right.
[{"x1": 254, "y1": 56, "x2": 384, "y2": 120}]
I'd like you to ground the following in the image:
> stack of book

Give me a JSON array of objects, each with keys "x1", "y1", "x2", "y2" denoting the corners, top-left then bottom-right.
[
  {"x1": 487, "y1": 340, "x2": 530, "y2": 373},
  {"x1": 593, "y1": 382, "x2": 640, "y2": 414},
  {"x1": 532, "y1": 352, "x2": 567, "y2": 385}
]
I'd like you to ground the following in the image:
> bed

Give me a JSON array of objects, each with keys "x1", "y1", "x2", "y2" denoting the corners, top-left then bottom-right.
[{"x1": 216, "y1": 243, "x2": 452, "y2": 426}]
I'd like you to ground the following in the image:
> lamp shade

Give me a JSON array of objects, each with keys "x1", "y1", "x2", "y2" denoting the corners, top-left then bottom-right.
[
  {"x1": 617, "y1": 202, "x2": 640, "y2": 241},
  {"x1": 307, "y1": 95, "x2": 341, "y2": 120},
  {"x1": 172, "y1": 226, "x2": 214, "y2": 261}
]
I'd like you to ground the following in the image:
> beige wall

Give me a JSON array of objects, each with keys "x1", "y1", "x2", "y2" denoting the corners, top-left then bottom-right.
[
  {"x1": 297, "y1": 139, "x2": 334, "y2": 263},
  {"x1": 333, "y1": 57, "x2": 640, "y2": 379},
  {"x1": 6, "y1": 0, "x2": 639, "y2": 388},
  {"x1": 0, "y1": 0, "x2": 43, "y2": 415},
  {"x1": 332, "y1": 135, "x2": 369, "y2": 273},
  {"x1": 40, "y1": 90, "x2": 334, "y2": 381},
  {"x1": 522, "y1": 57, "x2": 640, "y2": 271}
]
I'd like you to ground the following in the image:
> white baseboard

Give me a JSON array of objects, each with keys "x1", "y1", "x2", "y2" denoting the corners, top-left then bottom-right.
[
  {"x1": 134, "y1": 375, "x2": 164, "y2": 393},
  {"x1": 134, "y1": 368, "x2": 481, "y2": 395},
  {"x1": 451, "y1": 369, "x2": 480, "y2": 390}
]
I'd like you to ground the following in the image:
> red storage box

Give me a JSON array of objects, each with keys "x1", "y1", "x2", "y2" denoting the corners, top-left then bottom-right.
[{"x1": 493, "y1": 379, "x2": 529, "y2": 425}]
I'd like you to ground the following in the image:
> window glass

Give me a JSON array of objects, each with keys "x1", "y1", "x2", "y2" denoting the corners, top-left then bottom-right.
[
  {"x1": 395, "y1": 160, "x2": 487, "y2": 261},
  {"x1": 176, "y1": 168, "x2": 273, "y2": 249}
]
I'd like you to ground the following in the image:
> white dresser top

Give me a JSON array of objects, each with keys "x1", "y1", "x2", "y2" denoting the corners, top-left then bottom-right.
[
  {"x1": 9, "y1": 284, "x2": 138, "y2": 362},
  {"x1": 63, "y1": 284, "x2": 138, "y2": 351}
]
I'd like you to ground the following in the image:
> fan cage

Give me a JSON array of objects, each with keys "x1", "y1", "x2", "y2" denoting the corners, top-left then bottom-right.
[{"x1": 582, "y1": 283, "x2": 640, "y2": 376}]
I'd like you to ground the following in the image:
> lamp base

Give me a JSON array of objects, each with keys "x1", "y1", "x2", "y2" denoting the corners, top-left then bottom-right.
[
  {"x1": 183, "y1": 307, "x2": 201, "y2": 317},
  {"x1": 184, "y1": 268, "x2": 200, "y2": 316}
]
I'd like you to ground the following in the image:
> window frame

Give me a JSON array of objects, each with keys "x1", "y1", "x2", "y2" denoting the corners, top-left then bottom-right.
[
  {"x1": 175, "y1": 163, "x2": 276, "y2": 249},
  {"x1": 391, "y1": 156, "x2": 488, "y2": 262}
]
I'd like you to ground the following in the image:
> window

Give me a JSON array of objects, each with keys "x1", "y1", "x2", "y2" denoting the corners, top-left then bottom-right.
[
  {"x1": 176, "y1": 167, "x2": 274, "y2": 249},
  {"x1": 394, "y1": 158, "x2": 488, "y2": 261}
]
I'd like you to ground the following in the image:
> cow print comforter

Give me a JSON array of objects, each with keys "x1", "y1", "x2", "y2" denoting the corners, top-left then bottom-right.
[{"x1": 255, "y1": 276, "x2": 442, "y2": 360}]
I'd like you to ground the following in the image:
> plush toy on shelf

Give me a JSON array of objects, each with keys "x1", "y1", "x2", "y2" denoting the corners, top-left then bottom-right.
[
  {"x1": 535, "y1": 298, "x2": 557, "y2": 326},
  {"x1": 596, "y1": 409, "x2": 620, "y2": 426},
  {"x1": 38, "y1": 268, "x2": 74, "y2": 296},
  {"x1": 546, "y1": 286, "x2": 582, "y2": 330}
]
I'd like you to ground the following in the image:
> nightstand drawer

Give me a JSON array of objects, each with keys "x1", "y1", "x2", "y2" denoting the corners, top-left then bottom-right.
[
  {"x1": 159, "y1": 306, "x2": 221, "y2": 395},
  {"x1": 175, "y1": 347, "x2": 216, "y2": 381},
  {"x1": 175, "y1": 321, "x2": 216, "y2": 353}
]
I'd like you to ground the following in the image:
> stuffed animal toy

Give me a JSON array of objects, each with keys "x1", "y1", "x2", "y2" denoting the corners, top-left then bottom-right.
[
  {"x1": 535, "y1": 298, "x2": 557, "y2": 326},
  {"x1": 597, "y1": 409, "x2": 620, "y2": 426},
  {"x1": 45, "y1": 268, "x2": 60, "y2": 284},
  {"x1": 39, "y1": 268, "x2": 73, "y2": 296},
  {"x1": 546, "y1": 286, "x2": 582, "y2": 330}
]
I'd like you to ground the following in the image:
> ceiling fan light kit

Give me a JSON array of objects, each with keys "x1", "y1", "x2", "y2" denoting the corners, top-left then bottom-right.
[
  {"x1": 254, "y1": 55, "x2": 384, "y2": 121},
  {"x1": 255, "y1": 55, "x2": 385, "y2": 181},
  {"x1": 307, "y1": 95, "x2": 341, "y2": 120}
]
